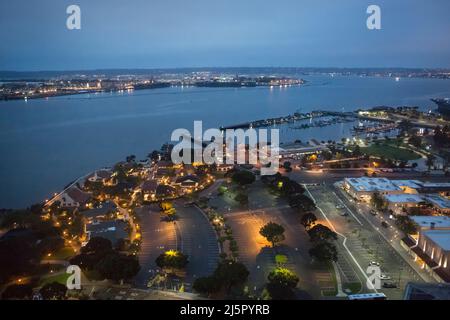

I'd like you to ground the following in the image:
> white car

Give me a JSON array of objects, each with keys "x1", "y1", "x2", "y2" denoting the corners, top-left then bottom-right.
[
  {"x1": 379, "y1": 274, "x2": 391, "y2": 280},
  {"x1": 369, "y1": 261, "x2": 380, "y2": 267}
]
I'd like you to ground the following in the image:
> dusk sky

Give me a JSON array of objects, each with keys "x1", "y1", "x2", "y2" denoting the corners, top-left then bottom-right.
[{"x1": 1, "y1": 0, "x2": 450, "y2": 71}]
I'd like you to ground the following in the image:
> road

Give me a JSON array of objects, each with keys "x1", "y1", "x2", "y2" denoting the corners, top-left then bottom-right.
[
  {"x1": 305, "y1": 184, "x2": 428, "y2": 299},
  {"x1": 286, "y1": 169, "x2": 449, "y2": 185}
]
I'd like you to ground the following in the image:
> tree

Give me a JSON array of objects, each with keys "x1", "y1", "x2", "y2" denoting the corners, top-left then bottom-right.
[
  {"x1": 39, "y1": 282, "x2": 67, "y2": 300},
  {"x1": 307, "y1": 224, "x2": 337, "y2": 243},
  {"x1": 309, "y1": 241, "x2": 338, "y2": 262},
  {"x1": 300, "y1": 212, "x2": 317, "y2": 229},
  {"x1": 213, "y1": 259, "x2": 249, "y2": 293},
  {"x1": 259, "y1": 222, "x2": 285, "y2": 247},
  {"x1": 398, "y1": 120, "x2": 412, "y2": 136},
  {"x1": 267, "y1": 267, "x2": 299, "y2": 288},
  {"x1": 81, "y1": 237, "x2": 113, "y2": 257},
  {"x1": 279, "y1": 178, "x2": 305, "y2": 195},
  {"x1": 370, "y1": 192, "x2": 387, "y2": 211},
  {"x1": 95, "y1": 253, "x2": 140, "y2": 281},
  {"x1": 1, "y1": 284, "x2": 33, "y2": 300},
  {"x1": 126, "y1": 154, "x2": 136, "y2": 163},
  {"x1": 155, "y1": 250, "x2": 188, "y2": 271},
  {"x1": 352, "y1": 145, "x2": 361, "y2": 157},
  {"x1": 395, "y1": 216, "x2": 418, "y2": 235},
  {"x1": 234, "y1": 192, "x2": 249, "y2": 206},
  {"x1": 148, "y1": 150, "x2": 160, "y2": 162},
  {"x1": 288, "y1": 194, "x2": 316, "y2": 212},
  {"x1": 231, "y1": 170, "x2": 255, "y2": 186},
  {"x1": 408, "y1": 135, "x2": 422, "y2": 148},
  {"x1": 0, "y1": 235, "x2": 39, "y2": 284},
  {"x1": 282, "y1": 161, "x2": 292, "y2": 172},
  {"x1": 265, "y1": 267, "x2": 299, "y2": 300},
  {"x1": 70, "y1": 237, "x2": 114, "y2": 270},
  {"x1": 193, "y1": 276, "x2": 220, "y2": 296},
  {"x1": 160, "y1": 202, "x2": 177, "y2": 220}
]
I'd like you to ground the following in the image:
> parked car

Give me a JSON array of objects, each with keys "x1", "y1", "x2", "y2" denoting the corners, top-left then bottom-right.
[
  {"x1": 381, "y1": 221, "x2": 389, "y2": 228},
  {"x1": 383, "y1": 281, "x2": 397, "y2": 288},
  {"x1": 379, "y1": 274, "x2": 391, "y2": 280},
  {"x1": 369, "y1": 261, "x2": 380, "y2": 267}
]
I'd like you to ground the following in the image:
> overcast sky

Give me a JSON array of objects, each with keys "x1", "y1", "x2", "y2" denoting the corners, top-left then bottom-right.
[{"x1": 1, "y1": 0, "x2": 450, "y2": 71}]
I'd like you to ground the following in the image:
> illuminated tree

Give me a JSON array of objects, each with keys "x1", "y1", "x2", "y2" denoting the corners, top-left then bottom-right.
[{"x1": 260, "y1": 222, "x2": 285, "y2": 247}]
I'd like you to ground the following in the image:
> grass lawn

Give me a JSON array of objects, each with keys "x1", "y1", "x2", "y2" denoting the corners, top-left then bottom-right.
[
  {"x1": 39, "y1": 272, "x2": 70, "y2": 286},
  {"x1": 312, "y1": 261, "x2": 338, "y2": 297},
  {"x1": 361, "y1": 143, "x2": 421, "y2": 161},
  {"x1": 343, "y1": 282, "x2": 362, "y2": 294}
]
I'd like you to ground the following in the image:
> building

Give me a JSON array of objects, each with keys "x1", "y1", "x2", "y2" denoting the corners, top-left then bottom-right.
[
  {"x1": 54, "y1": 187, "x2": 91, "y2": 207},
  {"x1": 278, "y1": 142, "x2": 329, "y2": 160},
  {"x1": 403, "y1": 282, "x2": 450, "y2": 300},
  {"x1": 390, "y1": 180, "x2": 422, "y2": 194},
  {"x1": 86, "y1": 170, "x2": 113, "y2": 184},
  {"x1": 84, "y1": 220, "x2": 128, "y2": 247},
  {"x1": 140, "y1": 179, "x2": 158, "y2": 201},
  {"x1": 383, "y1": 194, "x2": 425, "y2": 215},
  {"x1": 402, "y1": 216, "x2": 450, "y2": 283},
  {"x1": 156, "y1": 184, "x2": 176, "y2": 198},
  {"x1": 415, "y1": 182, "x2": 450, "y2": 196},
  {"x1": 81, "y1": 201, "x2": 117, "y2": 222},
  {"x1": 343, "y1": 177, "x2": 402, "y2": 201},
  {"x1": 175, "y1": 175, "x2": 200, "y2": 188},
  {"x1": 424, "y1": 194, "x2": 450, "y2": 214}
]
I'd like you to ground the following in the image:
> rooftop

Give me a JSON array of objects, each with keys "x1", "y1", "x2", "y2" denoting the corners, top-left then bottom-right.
[
  {"x1": 384, "y1": 194, "x2": 424, "y2": 203},
  {"x1": 391, "y1": 180, "x2": 422, "y2": 189},
  {"x1": 423, "y1": 229, "x2": 450, "y2": 251},
  {"x1": 345, "y1": 177, "x2": 401, "y2": 192},
  {"x1": 404, "y1": 282, "x2": 450, "y2": 300},
  {"x1": 417, "y1": 182, "x2": 450, "y2": 189},
  {"x1": 86, "y1": 220, "x2": 128, "y2": 244},
  {"x1": 410, "y1": 216, "x2": 450, "y2": 229},
  {"x1": 81, "y1": 201, "x2": 117, "y2": 218},
  {"x1": 424, "y1": 194, "x2": 450, "y2": 209}
]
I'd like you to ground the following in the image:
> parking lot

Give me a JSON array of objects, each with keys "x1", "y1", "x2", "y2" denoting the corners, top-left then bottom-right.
[
  {"x1": 305, "y1": 184, "x2": 426, "y2": 299},
  {"x1": 226, "y1": 205, "x2": 329, "y2": 299}
]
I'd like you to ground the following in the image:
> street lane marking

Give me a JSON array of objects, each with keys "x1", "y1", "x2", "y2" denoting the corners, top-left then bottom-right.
[
  {"x1": 304, "y1": 185, "x2": 378, "y2": 293},
  {"x1": 332, "y1": 191, "x2": 363, "y2": 226}
]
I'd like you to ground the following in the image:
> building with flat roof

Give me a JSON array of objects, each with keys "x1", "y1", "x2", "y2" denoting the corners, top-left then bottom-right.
[
  {"x1": 383, "y1": 194, "x2": 425, "y2": 215},
  {"x1": 424, "y1": 194, "x2": 450, "y2": 214},
  {"x1": 391, "y1": 180, "x2": 422, "y2": 194},
  {"x1": 410, "y1": 216, "x2": 450, "y2": 230},
  {"x1": 343, "y1": 177, "x2": 402, "y2": 201},
  {"x1": 404, "y1": 282, "x2": 450, "y2": 300},
  {"x1": 403, "y1": 216, "x2": 450, "y2": 283},
  {"x1": 415, "y1": 182, "x2": 450, "y2": 196}
]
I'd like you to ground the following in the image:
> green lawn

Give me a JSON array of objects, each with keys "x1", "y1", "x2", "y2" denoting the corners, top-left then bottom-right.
[
  {"x1": 361, "y1": 144, "x2": 421, "y2": 161},
  {"x1": 343, "y1": 282, "x2": 362, "y2": 294},
  {"x1": 39, "y1": 272, "x2": 70, "y2": 286}
]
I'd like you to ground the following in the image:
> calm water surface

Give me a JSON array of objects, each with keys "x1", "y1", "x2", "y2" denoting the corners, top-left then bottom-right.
[{"x1": 1, "y1": 75, "x2": 450, "y2": 208}]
